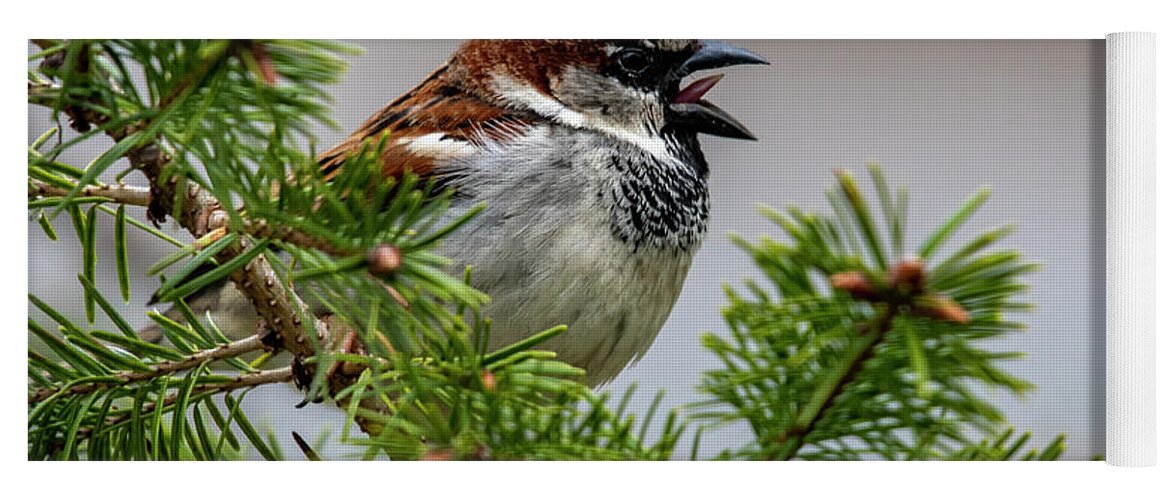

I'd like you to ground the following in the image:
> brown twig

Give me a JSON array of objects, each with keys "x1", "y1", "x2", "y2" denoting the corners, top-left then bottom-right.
[
  {"x1": 243, "y1": 218, "x2": 354, "y2": 258},
  {"x1": 31, "y1": 81, "x2": 337, "y2": 360},
  {"x1": 76, "y1": 366, "x2": 293, "y2": 438},
  {"x1": 28, "y1": 335, "x2": 269, "y2": 405},
  {"x1": 28, "y1": 178, "x2": 152, "y2": 207}
]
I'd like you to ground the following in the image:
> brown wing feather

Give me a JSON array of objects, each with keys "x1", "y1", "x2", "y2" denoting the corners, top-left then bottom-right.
[{"x1": 317, "y1": 64, "x2": 533, "y2": 182}]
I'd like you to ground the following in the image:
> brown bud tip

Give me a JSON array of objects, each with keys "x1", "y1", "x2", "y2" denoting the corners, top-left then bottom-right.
[
  {"x1": 367, "y1": 244, "x2": 402, "y2": 276},
  {"x1": 915, "y1": 295, "x2": 970, "y2": 324},
  {"x1": 889, "y1": 258, "x2": 926, "y2": 292},
  {"x1": 421, "y1": 448, "x2": 455, "y2": 461},
  {"x1": 480, "y1": 370, "x2": 497, "y2": 392},
  {"x1": 249, "y1": 42, "x2": 278, "y2": 86},
  {"x1": 831, "y1": 271, "x2": 881, "y2": 301}
]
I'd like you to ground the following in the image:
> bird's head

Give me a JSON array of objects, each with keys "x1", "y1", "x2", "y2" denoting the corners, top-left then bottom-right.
[{"x1": 450, "y1": 39, "x2": 768, "y2": 143}]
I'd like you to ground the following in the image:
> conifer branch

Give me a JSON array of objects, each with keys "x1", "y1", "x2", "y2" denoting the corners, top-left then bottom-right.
[
  {"x1": 28, "y1": 334, "x2": 268, "y2": 405},
  {"x1": 772, "y1": 304, "x2": 897, "y2": 459},
  {"x1": 29, "y1": 46, "x2": 336, "y2": 362},
  {"x1": 27, "y1": 42, "x2": 380, "y2": 449},
  {"x1": 698, "y1": 167, "x2": 1038, "y2": 461},
  {"x1": 76, "y1": 366, "x2": 294, "y2": 439}
]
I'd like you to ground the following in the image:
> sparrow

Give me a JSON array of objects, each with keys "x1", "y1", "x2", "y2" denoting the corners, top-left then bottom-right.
[{"x1": 142, "y1": 39, "x2": 767, "y2": 387}]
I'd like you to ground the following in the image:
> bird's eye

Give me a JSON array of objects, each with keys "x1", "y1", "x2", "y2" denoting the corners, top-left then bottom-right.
[{"x1": 616, "y1": 48, "x2": 651, "y2": 75}]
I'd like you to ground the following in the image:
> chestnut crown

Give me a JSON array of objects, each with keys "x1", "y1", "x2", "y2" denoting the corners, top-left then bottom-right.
[{"x1": 448, "y1": 39, "x2": 767, "y2": 141}]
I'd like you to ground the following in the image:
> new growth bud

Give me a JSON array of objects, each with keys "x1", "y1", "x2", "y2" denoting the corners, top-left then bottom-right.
[
  {"x1": 367, "y1": 244, "x2": 402, "y2": 276},
  {"x1": 914, "y1": 295, "x2": 970, "y2": 324},
  {"x1": 889, "y1": 258, "x2": 925, "y2": 293},
  {"x1": 831, "y1": 271, "x2": 881, "y2": 301}
]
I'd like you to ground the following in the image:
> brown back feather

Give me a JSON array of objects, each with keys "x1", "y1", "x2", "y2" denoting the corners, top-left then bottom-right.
[{"x1": 316, "y1": 62, "x2": 535, "y2": 182}]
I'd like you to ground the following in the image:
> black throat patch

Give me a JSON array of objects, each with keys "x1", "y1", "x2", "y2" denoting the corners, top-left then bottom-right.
[{"x1": 603, "y1": 134, "x2": 710, "y2": 253}]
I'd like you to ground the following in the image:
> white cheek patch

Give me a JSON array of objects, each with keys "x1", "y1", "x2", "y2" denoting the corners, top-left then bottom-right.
[
  {"x1": 398, "y1": 133, "x2": 478, "y2": 159},
  {"x1": 491, "y1": 74, "x2": 588, "y2": 128},
  {"x1": 605, "y1": 124, "x2": 674, "y2": 161},
  {"x1": 490, "y1": 74, "x2": 675, "y2": 162}
]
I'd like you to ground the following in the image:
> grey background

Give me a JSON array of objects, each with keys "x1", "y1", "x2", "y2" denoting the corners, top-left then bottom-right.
[{"x1": 28, "y1": 40, "x2": 1105, "y2": 459}]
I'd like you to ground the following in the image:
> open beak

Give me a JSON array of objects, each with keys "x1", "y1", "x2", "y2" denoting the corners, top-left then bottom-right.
[{"x1": 669, "y1": 40, "x2": 768, "y2": 141}]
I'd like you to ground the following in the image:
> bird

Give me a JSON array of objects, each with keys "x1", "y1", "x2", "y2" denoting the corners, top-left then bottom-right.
[{"x1": 141, "y1": 39, "x2": 767, "y2": 387}]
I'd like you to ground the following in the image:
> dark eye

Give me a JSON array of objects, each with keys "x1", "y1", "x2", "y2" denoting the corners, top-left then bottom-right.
[{"x1": 616, "y1": 48, "x2": 651, "y2": 75}]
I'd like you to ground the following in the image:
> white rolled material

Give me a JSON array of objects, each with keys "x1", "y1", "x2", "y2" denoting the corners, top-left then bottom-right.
[{"x1": 1106, "y1": 31, "x2": 1156, "y2": 467}]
